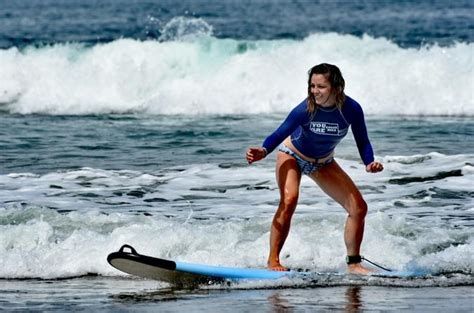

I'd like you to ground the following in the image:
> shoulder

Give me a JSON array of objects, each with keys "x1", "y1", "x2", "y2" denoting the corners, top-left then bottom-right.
[
  {"x1": 288, "y1": 98, "x2": 310, "y2": 120},
  {"x1": 342, "y1": 95, "x2": 364, "y2": 121},
  {"x1": 294, "y1": 98, "x2": 309, "y2": 112},
  {"x1": 343, "y1": 95, "x2": 363, "y2": 112}
]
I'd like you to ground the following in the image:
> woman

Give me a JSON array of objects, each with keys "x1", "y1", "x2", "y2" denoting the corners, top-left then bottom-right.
[{"x1": 246, "y1": 63, "x2": 383, "y2": 275}]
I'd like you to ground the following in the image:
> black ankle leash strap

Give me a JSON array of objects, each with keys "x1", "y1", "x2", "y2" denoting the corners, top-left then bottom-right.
[{"x1": 346, "y1": 255, "x2": 362, "y2": 264}]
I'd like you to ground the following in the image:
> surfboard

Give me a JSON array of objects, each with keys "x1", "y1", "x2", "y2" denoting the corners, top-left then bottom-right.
[
  {"x1": 107, "y1": 244, "x2": 290, "y2": 284},
  {"x1": 107, "y1": 245, "x2": 414, "y2": 285}
]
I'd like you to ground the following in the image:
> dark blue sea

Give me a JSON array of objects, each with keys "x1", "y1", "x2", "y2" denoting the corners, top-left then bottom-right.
[{"x1": 1, "y1": 1, "x2": 473, "y2": 311}]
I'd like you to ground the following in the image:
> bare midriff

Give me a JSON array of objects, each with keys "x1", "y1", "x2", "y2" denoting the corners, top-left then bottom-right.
[{"x1": 283, "y1": 137, "x2": 334, "y2": 163}]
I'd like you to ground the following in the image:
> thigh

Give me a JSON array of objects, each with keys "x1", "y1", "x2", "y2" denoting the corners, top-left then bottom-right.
[
  {"x1": 308, "y1": 160, "x2": 363, "y2": 211},
  {"x1": 276, "y1": 151, "x2": 302, "y2": 198}
]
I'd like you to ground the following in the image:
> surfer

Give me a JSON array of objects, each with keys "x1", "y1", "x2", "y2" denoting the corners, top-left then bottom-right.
[{"x1": 246, "y1": 63, "x2": 383, "y2": 275}]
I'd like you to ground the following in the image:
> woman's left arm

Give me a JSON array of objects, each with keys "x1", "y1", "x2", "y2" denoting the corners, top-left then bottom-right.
[{"x1": 349, "y1": 101, "x2": 383, "y2": 173}]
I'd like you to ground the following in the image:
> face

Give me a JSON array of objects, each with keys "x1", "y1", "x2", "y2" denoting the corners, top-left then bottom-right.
[{"x1": 310, "y1": 74, "x2": 335, "y2": 107}]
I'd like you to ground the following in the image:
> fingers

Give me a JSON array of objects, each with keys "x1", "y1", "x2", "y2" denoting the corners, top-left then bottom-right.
[
  {"x1": 366, "y1": 162, "x2": 384, "y2": 173},
  {"x1": 246, "y1": 147, "x2": 264, "y2": 164},
  {"x1": 375, "y1": 162, "x2": 384, "y2": 172},
  {"x1": 246, "y1": 149, "x2": 254, "y2": 164},
  {"x1": 246, "y1": 148, "x2": 259, "y2": 164},
  {"x1": 246, "y1": 148, "x2": 255, "y2": 164}
]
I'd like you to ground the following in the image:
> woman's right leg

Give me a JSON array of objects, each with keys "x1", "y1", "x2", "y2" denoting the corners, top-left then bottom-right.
[{"x1": 267, "y1": 151, "x2": 302, "y2": 271}]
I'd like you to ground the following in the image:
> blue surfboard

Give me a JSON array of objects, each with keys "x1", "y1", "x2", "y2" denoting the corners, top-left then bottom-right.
[
  {"x1": 107, "y1": 245, "x2": 290, "y2": 284},
  {"x1": 107, "y1": 245, "x2": 413, "y2": 285}
]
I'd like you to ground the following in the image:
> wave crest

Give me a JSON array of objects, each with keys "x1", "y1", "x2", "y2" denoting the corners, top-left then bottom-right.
[{"x1": 0, "y1": 33, "x2": 472, "y2": 115}]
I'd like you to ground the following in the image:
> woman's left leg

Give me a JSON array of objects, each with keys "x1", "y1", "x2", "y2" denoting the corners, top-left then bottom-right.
[{"x1": 309, "y1": 160, "x2": 372, "y2": 274}]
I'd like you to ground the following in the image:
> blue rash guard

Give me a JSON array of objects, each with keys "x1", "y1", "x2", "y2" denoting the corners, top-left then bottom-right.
[{"x1": 262, "y1": 96, "x2": 375, "y2": 165}]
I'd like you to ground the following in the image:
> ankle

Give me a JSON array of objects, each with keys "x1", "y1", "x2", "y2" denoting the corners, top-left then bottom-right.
[{"x1": 346, "y1": 255, "x2": 362, "y2": 265}]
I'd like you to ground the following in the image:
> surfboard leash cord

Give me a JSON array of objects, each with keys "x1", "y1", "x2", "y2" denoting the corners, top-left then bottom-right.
[{"x1": 362, "y1": 256, "x2": 393, "y2": 272}]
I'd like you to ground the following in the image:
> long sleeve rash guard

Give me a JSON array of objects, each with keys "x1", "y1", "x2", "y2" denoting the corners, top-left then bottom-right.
[{"x1": 262, "y1": 96, "x2": 375, "y2": 165}]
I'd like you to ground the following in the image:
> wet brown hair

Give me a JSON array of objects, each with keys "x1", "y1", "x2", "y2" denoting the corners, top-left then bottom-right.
[{"x1": 307, "y1": 63, "x2": 346, "y2": 114}]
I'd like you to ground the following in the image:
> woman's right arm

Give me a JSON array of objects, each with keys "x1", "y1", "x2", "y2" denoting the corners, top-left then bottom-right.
[{"x1": 246, "y1": 100, "x2": 307, "y2": 164}]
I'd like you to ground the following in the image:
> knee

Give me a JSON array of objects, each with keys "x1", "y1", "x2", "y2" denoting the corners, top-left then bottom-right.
[
  {"x1": 279, "y1": 194, "x2": 298, "y2": 216},
  {"x1": 347, "y1": 197, "x2": 367, "y2": 220}
]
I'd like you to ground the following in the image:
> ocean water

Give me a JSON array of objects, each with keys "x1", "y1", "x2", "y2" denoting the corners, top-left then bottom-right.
[{"x1": 1, "y1": 0, "x2": 473, "y2": 311}]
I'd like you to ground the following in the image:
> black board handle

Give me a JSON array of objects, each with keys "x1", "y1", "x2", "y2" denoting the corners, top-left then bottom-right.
[{"x1": 119, "y1": 244, "x2": 138, "y2": 255}]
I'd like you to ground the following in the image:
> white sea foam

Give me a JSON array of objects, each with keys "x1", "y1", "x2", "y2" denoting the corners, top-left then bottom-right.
[
  {"x1": 0, "y1": 32, "x2": 472, "y2": 115},
  {"x1": 0, "y1": 153, "x2": 472, "y2": 280},
  {"x1": 0, "y1": 206, "x2": 472, "y2": 280}
]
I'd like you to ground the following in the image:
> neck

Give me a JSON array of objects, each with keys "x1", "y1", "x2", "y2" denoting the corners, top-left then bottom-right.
[{"x1": 317, "y1": 96, "x2": 336, "y2": 108}]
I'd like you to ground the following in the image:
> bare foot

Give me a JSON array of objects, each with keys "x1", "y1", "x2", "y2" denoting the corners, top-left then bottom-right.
[
  {"x1": 347, "y1": 263, "x2": 375, "y2": 275},
  {"x1": 267, "y1": 260, "x2": 289, "y2": 271}
]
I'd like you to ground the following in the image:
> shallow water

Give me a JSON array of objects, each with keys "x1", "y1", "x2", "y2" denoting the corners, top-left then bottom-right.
[{"x1": 1, "y1": 277, "x2": 473, "y2": 312}]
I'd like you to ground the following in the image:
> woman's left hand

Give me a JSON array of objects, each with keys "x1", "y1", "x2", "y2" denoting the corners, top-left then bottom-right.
[{"x1": 366, "y1": 161, "x2": 384, "y2": 173}]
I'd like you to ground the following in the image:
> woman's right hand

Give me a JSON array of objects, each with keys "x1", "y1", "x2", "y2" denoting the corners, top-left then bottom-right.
[{"x1": 246, "y1": 147, "x2": 267, "y2": 164}]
